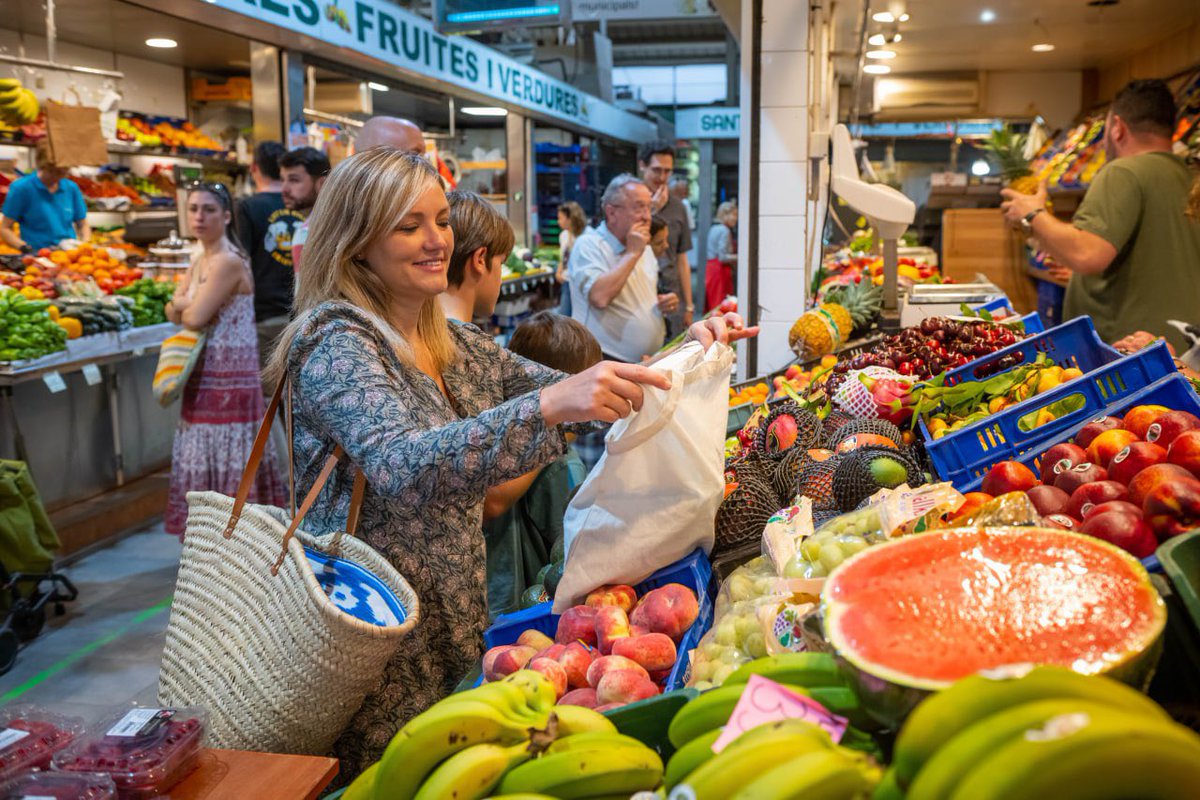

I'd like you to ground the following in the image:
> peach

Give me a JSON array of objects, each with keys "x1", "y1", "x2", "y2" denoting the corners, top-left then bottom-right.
[
  {"x1": 1146, "y1": 410, "x2": 1200, "y2": 447},
  {"x1": 1108, "y1": 442, "x2": 1167, "y2": 486},
  {"x1": 529, "y1": 657, "x2": 569, "y2": 699},
  {"x1": 533, "y1": 643, "x2": 567, "y2": 662},
  {"x1": 1144, "y1": 479, "x2": 1200, "y2": 542},
  {"x1": 595, "y1": 669, "x2": 661, "y2": 705},
  {"x1": 558, "y1": 688, "x2": 599, "y2": 708},
  {"x1": 1026, "y1": 485, "x2": 1070, "y2": 517},
  {"x1": 594, "y1": 702, "x2": 624, "y2": 713},
  {"x1": 556, "y1": 641, "x2": 596, "y2": 689},
  {"x1": 585, "y1": 584, "x2": 638, "y2": 613},
  {"x1": 1042, "y1": 513, "x2": 1080, "y2": 530},
  {"x1": 1122, "y1": 404, "x2": 1169, "y2": 440},
  {"x1": 1074, "y1": 416, "x2": 1123, "y2": 449},
  {"x1": 1129, "y1": 464, "x2": 1200, "y2": 508},
  {"x1": 555, "y1": 605, "x2": 598, "y2": 646},
  {"x1": 981, "y1": 462, "x2": 1039, "y2": 496},
  {"x1": 1086, "y1": 429, "x2": 1139, "y2": 469},
  {"x1": 586, "y1": 655, "x2": 649, "y2": 688},
  {"x1": 594, "y1": 605, "x2": 632, "y2": 655},
  {"x1": 1053, "y1": 462, "x2": 1107, "y2": 495},
  {"x1": 648, "y1": 668, "x2": 672, "y2": 684},
  {"x1": 482, "y1": 644, "x2": 537, "y2": 682},
  {"x1": 517, "y1": 629, "x2": 555, "y2": 652},
  {"x1": 1168, "y1": 430, "x2": 1200, "y2": 478},
  {"x1": 629, "y1": 584, "x2": 699, "y2": 643},
  {"x1": 949, "y1": 491, "x2": 994, "y2": 522},
  {"x1": 1064, "y1": 481, "x2": 1128, "y2": 520},
  {"x1": 611, "y1": 633, "x2": 678, "y2": 672},
  {"x1": 1080, "y1": 511, "x2": 1157, "y2": 558},
  {"x1": 1038, "y1": 443, "x2": 1087, "y2": 478}
]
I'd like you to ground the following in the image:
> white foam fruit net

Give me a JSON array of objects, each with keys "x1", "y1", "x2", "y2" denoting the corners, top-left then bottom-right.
[{"x1": 833, "y1": 366, "x2": 914, "y2": 418}]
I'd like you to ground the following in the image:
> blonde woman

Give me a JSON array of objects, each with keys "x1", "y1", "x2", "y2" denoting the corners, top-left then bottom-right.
[
  {"x1": 266, "y1": 148, "x2": 754, "y2": 777},
  {"x1": 705, "y1": 200, "x2": 738, "y2": 312},
  {"x1": 555, "y1": 200, "x2": 587, "y2": 316}
]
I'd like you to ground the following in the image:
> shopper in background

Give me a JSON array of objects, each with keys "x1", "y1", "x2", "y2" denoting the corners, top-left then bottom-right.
[
  {"x1": 639, "y1": 141, "x2": 694, "y2": 336},
  {"x1": 484, "y1": 311, "x2": 600, "y2": 618},
  {"x1": 163, "y1": 182, "x2": 286, "y2": 539},
  {"x1": 1001, "y1": 79, "x2": 1200, "y2": 352},
  {"x1": 569, "y1": 174, "x2": 678, "y2": 364},
  {"x1": 670, "y1": 175, "x2": 696, "y2": 234},
  {"x1": 649, "y1": 217, "x2": 670, "y2": 261},
  {"x1": 277, "y1": 146, "x2": 330, "y2": 275},
  {"x1": 706, "y1": 200, "x2": 739, "y2": 312},
  {"x1": 264, "y1": 149, "x2": 753, "y2": 777},
  {"x1": 0, "y1": 140, "x2": 89, "y2": 253},
  {"x1": 554, "y1": 201, "x2": 587, "y2": 317},
  {"x1": 440, "y1": 190, "x2": 513, "y2": 329}
]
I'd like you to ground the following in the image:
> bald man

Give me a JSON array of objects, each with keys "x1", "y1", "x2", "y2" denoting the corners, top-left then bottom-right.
[{"x1": 355, "y1": 115, "x2": 425, "y2": 155}]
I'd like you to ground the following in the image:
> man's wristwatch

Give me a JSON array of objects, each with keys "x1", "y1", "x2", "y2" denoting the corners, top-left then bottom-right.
[{"x1": 1020, "y1": 208, "x2": 1046, "y2": 232}]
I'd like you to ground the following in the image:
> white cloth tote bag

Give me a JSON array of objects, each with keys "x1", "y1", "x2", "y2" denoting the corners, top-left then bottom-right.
[{"x1": 553, "y1": 341, "x2": 734, "y2": 612}]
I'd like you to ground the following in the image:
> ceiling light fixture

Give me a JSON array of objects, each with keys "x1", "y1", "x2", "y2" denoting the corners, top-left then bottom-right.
[
  {"x1": 898, "y1": 12, "x2": 910, "y2": 21},
  {"x1": 462, "y1": 106, "x2": 509, "y2": 117},
  {"x1": 868, "y1": 33, "x2": 886, "y2": 45},
  {"x1": 872, "y1": 11, "x2": 894, "y2": 22},
  {"x1": 145, "y1": 38, "x2": 177, "y2": 48},
  {"x1": 980, "y1": 9, "x2": 996, "y2": 22},
  {"x1": 863, "y1": 64, "x2": 892, "y2": 75},
  {"x1": 367, "y1": 82, "x2": 389, "y2": 92},
  {"x1": 866, "y1": 50, "x2": 897, "y2": 59},
  {"x1": 1032, "y1": 43, "x2": 1055, "y2": 52}
]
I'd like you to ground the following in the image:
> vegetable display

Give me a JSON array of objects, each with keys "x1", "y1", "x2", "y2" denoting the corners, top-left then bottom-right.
[
  {"x1": 115, "y1": 279, "x2": 176, "y2": 327},
  {"x1": 0, "y1": 289, "x2": 68, "y2": 362}
]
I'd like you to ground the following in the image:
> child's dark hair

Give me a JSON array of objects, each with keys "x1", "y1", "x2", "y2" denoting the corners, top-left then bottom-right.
[
  {"x1": 509, "y1": 311, "x2": 603, "y2": 375},
  {"x1": 447, "y1": 191, "x2": 515, "y2": 289},
  {"x1": 650, "y1": 217, "x2": 668, "y2": 239}
]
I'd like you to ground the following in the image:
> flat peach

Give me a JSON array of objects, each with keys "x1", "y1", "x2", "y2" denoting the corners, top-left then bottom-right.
[
  {"x1": 596, "y1": 668, "x2": 661, "y2": 705},
  {"x1": 630, "y1": 583, "x2": 699, "y2": 643},
  {"x1": 612, "y1": 633, "x2": 678, "y2": 672},
  {"x1": 529, "y1": 657, "x2": 569, "y2": 699},
  {"x1": 517, "y1": 628, "x2": 555, "y2": 652},
  {"x1": 585, "y1": 584, "x2": 638, "y2": 613},
  {"x1": 533, "y1": 643, "x2": 567, "y2": 662},
  {"x1": 482, "y1": 644, "x2": 537, "y2": 682},
  {"x1": 555, "y1": 606, "x2": 599, "y2": 646},
  {"x1": 558, "y1": 687, "x2": 599, "y2": 708},
  {"x1": 556, "y1": 641, "x2": 596, "y2": 689},
  {"x1": 594, "y1": 605, "x2": 631, "y2": 655},
  {"x1": 586, "y1": 654, "x2": 649, "y2": 688}
]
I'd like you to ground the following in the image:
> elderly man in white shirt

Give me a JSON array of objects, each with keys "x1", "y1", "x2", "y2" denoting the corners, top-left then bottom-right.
[{"x1": 569, "y1": 174, "x2": 679, "y2": 362}]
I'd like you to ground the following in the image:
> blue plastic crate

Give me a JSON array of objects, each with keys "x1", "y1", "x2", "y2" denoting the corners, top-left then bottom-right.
[
  {"x1": 1037, "y1": 280, "x2": 1066, "y2": 328},
  {"x1": 479, "y1": 549, "x2": 716, "y2": 691},
  {"x1": 972, "y1": 296, "x2": 1013, "y2": 314},
  {"x1": 942, "y1": 316, "x2": 1118, "y2": 388},
  {"x1": 1020, "y1": 311, "x2": 1046, "y2": 335},
  {"x1": 924, "y1": 338, "x2": 1177, "y2": 489}
]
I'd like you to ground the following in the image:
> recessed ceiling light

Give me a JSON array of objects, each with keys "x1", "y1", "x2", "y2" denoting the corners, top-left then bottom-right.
[
  {"x1": 868, "y1": 33, "x2": 886, "y2": 45},
  {"x1": 367, "y1": 82, "x2": 388, "y2": 92},
  {"x1": 462, "y1": 106, "x2": 509, "y2": 117},
  {"x1": 864, "y1": 64, "x2": 892, "y2": 75},
  {"x1": 145, "y1": 38, "x2": 177, "y2": 49},
  {"x1": 872, "y1": 11, "x2": 894, "y2": 22},
  {"x1": 980, "y1": 9, "x2": 996, "y2": 22},
  {"x1": 1032, "y1": 43, "x2": 1055, "y2": 52},
  {"x1": 898, "y1": 12, "x2": 910, "y2": 21},
  {"x1": 866, "y1": 50, "x2": 897, "y2": 59}
]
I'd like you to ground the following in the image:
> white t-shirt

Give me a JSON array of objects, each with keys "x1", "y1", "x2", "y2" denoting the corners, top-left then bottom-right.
[{"x1": 568, "y1": 222, "x2": 665, "y2": 362}]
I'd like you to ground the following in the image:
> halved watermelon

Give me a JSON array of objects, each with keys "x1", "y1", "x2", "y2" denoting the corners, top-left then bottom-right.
[{"x1": 822, "y1": 526, "x2": 1166, "y2": 728}]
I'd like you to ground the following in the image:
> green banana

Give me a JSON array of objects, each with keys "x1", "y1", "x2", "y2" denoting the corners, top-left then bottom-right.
[
  {"x1": 342, "y1": 762, "x2": 378, "y2": 800},
  {"x1": 807, "y1": 685, "x2": 874, "y2": 730},
  {"x1": 498, "y1": 739, "x2": 663, "y2": 798},
  {"x1": 892, "y1": 665, "x2": 1170, "y2": 787},
  {"x1": 872, "y1": 767, "x2": 904, "y2": 800},
  {"x1": 949, "y1": 709, "x2": 1200, "y2": 800},
  {"x1": 544, "y1": 731, "x2": 646, "y2": 754},
  {"x1": 723, "y1": 652, "x2": 846, "y2": 689},
  {"x1": 724, "y1": 717, "x2": 833, "y2": 752},
  {"x1": 907, "y1": 698, "x2": 1131, "y2": 800},
  {"x1": 548, "y1": 704, "x2": 618, "y2": 737},
  {"x1": 668, "y1": 682, "x2": 812, "y2": 747},
  {"x1": 664, "y1": 728, "x2": 722, "y2": 789},
  {"x1": 673, "y1": 726, "x2": 831, "y2": 800},
  {"x1": 483, "y1": 795, "x2": 557, "y2": 799},
  {"x1": 413, "y1": 741, "x2": 531, "y2": 800},
  {"x1": 374, "y1": 699, "x2": 536, "y2": 800},
  {"x1": 732, "y1": 749, "x2": 874, "y2": 800},
  {"x1": 445, "y1": 679, "x2": 546, "y2": 723},
  {"x1": 838, "y1": 724, "x2": 885, "y2": 760}
]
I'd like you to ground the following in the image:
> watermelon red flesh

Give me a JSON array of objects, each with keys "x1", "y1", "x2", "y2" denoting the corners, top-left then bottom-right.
[{"x1": 824, "y1": 528, "x2": 1166, "y2": 689}]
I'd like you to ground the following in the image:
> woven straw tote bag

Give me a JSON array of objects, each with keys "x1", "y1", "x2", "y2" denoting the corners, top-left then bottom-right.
[{"x1": 157, "y1": 383, "x2": 420, "y2": 754}]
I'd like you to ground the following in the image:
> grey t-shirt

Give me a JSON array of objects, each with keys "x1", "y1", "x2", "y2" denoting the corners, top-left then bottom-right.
[{"x1": 657, "y1": 194, "x2": 694, "y2": 272}]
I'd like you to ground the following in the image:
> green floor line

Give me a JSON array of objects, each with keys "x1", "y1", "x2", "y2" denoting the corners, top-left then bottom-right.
[{"x1": 2, "y1": 595, "x2": 173, "y2": 703}]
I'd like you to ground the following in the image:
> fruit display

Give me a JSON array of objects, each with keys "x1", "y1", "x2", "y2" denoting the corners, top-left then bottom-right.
[
  {"x1": 890, "y1": 666, "x2": 1200, "y2": 798},
  {"x1": 1030, "y1": 113, "x2": 1107, "y2": 191},
  {"x1": 481, "y1": 582, "x2": 700, "y2": 710},
  {"x1": 831, "y1": 316, "x2": 1027, "y2": 383},
  {"x1": 51, "y1": 708, "x2": 206, "y2": 799},
  {"x1": 781, "y1": 505, "x2": 887, "y2": 579},
  {"x1": 116, "y1": 113, "x2": 224, "y2": 153},
  {"x1": 341, "y1": 669, "x2": 663, "y2": 800},
  {"x1": 0, "y1": 266, "x2": 57, "y2": 299},
  {"x1": 0, "y1": 708, "x2": 84, "y2": 781},
  {"x1": 53, "y1": 297, "x2": 134, "y2": 336},
  {"x1": 74, "y1": 174, "x2": 145, "y2": 207},
  {"x1": 728, "y1": 354, "x2": 838, "y2": 408},
  {"x1": 115, "y1": 278, "x2": 177, "y2": 327},
  {"x1": 820, "y1": 278, "x2": 882, "y2": 336},
  {"x1": 978, "y1": 124, "x2": 1039, "y2": 195},
  {"x1": 0, "y1": 78, "x2": 40, "y2": 126},
  {"x1": 788, "y1": 303, "x2": 853, "y2": 361},
  {"x1": 0, "y1": 289, "x2": 68, "y2": 361},
  {"x1": 821, "y1": 526, "x2": 1166, "y2": 728},
  {"x1": 975, "y1": 402, "x2": 1200, "y2": 556}
]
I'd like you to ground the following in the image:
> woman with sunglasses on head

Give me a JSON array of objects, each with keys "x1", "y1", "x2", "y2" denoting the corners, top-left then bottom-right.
[
  {"x1": 264, "y1": 148, "x2": 756, "y2": 779},
  {"x1": 163, "y1": 183, "x2": 287, "y2": 539}
]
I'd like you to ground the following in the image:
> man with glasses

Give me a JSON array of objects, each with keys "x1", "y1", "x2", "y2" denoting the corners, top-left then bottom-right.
[
  {"x1": 568, "y1": 174, "x2": 678, "y2": 364},
  {"x1": 639, "y1": 141, "x2": 694, "y2": 332}
]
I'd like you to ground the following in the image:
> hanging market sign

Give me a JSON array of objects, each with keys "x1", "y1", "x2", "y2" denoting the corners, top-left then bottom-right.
[
  {"x1": 197, "y1": 0, "x2": 656, "y2": 142},
  {"x1": 675, "y1": 106, "x2": 740, "y2": 139},
  {"x1": 571, "y1": 0, "x2": 716, "y2": 21}
]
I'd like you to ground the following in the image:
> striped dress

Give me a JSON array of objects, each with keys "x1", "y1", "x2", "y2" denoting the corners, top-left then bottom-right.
[{"x1": 165, "y1": 292, "x2": 286, "y2": 536}]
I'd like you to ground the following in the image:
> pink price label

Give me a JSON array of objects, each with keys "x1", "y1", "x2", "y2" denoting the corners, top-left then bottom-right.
[{"x1": 711, "y1": 674, "x2": 848, "y2": 753}]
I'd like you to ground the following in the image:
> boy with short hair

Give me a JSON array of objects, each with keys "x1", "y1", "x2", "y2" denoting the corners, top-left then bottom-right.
[{"x1": 440, "y1": 191, "x2": 515, "y2": 326}]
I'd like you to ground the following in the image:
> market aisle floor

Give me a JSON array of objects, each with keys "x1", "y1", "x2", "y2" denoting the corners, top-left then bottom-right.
[{"x1": 0, "y1": 521, "x2": 179, "y2": 722}]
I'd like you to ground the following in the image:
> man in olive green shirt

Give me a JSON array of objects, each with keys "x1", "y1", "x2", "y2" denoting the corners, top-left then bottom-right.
[{"x1": 1001, "y1": 79, "x2": 1200, "y2": 352}]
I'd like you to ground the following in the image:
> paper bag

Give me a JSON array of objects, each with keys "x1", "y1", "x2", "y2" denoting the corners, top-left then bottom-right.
[
  {"x1": 553, "y1": 341, "x2": 734, "y2": 612},
  {"x1": 45, "y1": 100, "x2": 108, "y2": 168}
]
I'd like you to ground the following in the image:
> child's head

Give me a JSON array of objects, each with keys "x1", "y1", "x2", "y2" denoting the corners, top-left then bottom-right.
[
  {"x1": 649, "y1": 216, "x2": 669, "y2": 259},
  {"x1": 509, "y1": 311, "x2": 603, "y2": 375},
  {"x1": 447, "y1": 190, "x2": 515, "y2": 317}
]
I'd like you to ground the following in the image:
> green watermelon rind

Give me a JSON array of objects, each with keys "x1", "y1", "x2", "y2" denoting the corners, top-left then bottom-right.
[{"x1": 821, "y1": 527, "x2": 1167, "y2": 730}]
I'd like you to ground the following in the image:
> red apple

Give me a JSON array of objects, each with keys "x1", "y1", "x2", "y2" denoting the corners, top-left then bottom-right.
[
  {"x1": 1053, "y1": 462, "x2": 1108, "y2": 496},
  {"x1": 1167, "y1": 430, "x2": 1200, "y2": 478},
  {"x1": 1143, "y1": 479, "x2": 1200, "y2": 542},
  {"x1": 1025, "y1": 485, "x2": 1070, "y2": 517},
  {"x1": 1037, "y1": 443, "x2": 1087, "y2": 480},
  {"x1": 1082, "y1": 500, "x2": 1144, "y2": 521},
  {"x1": 1107, "y1": 442, "x2": 1168, "y2": 486},
  {"x1": 1042, "y1": 514, "x2": 1081, "y2": 530},
  {"x1": 1073, "y1": 416, "x2": 1124, "y2": 449},
  {"x1": 1065, "y1": 481, "x2": 1129, "y2": 520},
  {"x1": 1145, "y1": 410, "x2": 1200, "y2": 447},
  {"x1": 1122, "y1": 404, "x2": 1170, "y2": 440},
  {"x1": 1086, "y1": 429, "x2": 1140, "y2": 469},
  {"x1": 981, "y1": 462, "x2": 1039, "y2": 496},
  {"x1": 1080, "y1": 511, "x2": 1158, "y2": 558},
  {"x1": 1129, "y1": 464, "x2": 1200, "y2": 508}
]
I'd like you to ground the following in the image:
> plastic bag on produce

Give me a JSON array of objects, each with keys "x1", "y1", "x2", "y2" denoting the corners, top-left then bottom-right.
[
  {"x1": 937, "y1": 491, "x2": 1040, "y2": 528},
  {"x1": 876, "y1": 482, "x2": 966, "y2": 537},
  {"x1": 758, "y1": 581, "x2": 825, "y2": 655},
  {"x1": 554, "y1": 342, "x2": 734, "y2": 612},
  {"x1": 761, "y1": 498, "x2": 814, "y2": 574}
]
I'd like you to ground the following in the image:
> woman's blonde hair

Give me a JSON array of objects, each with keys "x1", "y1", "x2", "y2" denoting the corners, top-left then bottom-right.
[
  {"x1": 266, "y1": 148, "x2": 456, "y2": 387},
  {"x1": 716, "y1": 200, "x2": 738, "y2": 225}
]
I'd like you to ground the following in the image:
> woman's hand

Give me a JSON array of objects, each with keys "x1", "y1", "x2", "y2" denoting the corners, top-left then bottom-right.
[
  {"x1": 683, "y1": 312, "x2": 759, "y2": 349},
  {"x1": 540, "y1": 361, "x2": 673, "y2": 426}
]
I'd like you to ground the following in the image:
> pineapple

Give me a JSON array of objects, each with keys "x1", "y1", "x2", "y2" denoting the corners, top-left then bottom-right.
[
  {"x1": 824, "y1": 280, "x2": 882, "y2": 333},
  {"x1": 789, "y1": 303, "x2": 852, "y2": 360},
  {"x1": 980, "y1": 126, "x2": 1040, "y2": 195}
]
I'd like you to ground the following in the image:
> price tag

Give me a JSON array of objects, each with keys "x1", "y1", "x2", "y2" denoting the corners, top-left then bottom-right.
[
  {"x1": 711, "y1": 675, "x2": 848, "y2": 753},
  {"x1": 42, "y1": 371, "x2": 66, "y2": 394},
  {"x1": 82, "y1": 364, "x2": 103, "y2": 386}
]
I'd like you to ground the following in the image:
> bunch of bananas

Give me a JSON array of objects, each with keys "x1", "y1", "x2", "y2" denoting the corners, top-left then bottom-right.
[
  {"x1": 341, "y1": 669, "x2": 662, "y2": 800},
  {"x1": 883, "y1": 665, "x2": 1200, "y2": 799},
  {"x1": 0, "y1": 78, "x2": 40, "y2": 126}
]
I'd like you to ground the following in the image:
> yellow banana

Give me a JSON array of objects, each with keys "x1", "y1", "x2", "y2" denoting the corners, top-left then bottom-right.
[
  {"x1": 664, "y1": 728, "x2": 722, "y2": 789},
  {"x1": 732, "y1": 749, "x2": 875, "y2": 800},
  {"x1": 673, "y1": 728, "x2": 831, "y2": 800},
  {"x1": 498, "y1": 740, "x2": 663, "y2": 798},
  {"x1": 0, "y1": 87, "x2": 22, "y2": 105},
  {"x1": 413, "y1": 741, "x2": 531, "y2": 800},
  {"x1": 544, "y1": 731, "x2": 645, "y2": 755},
  {"x1": 548, "y1": 704, "x2": 617, "y2": 737},
  {"x1": 670, "y1": 682, "x2": 814, "y2": 747},
  {"x1": 443, "y1": 679, "x2": 546, "y2": 724},
  {"x1": 342, "y1": 762, "x2": 378, "y2": 800},
  {"x1": 501, "y1": 669, "x2": 559, "y2": 715},
  {"x1": 723, "y1": 717, "x2": 834, "y2": 753},
  {"x1": 0, "y1": 78, "x2": 20, "y2": 90},
  {"x1": 483, "y1": 795, "x2": 557, "y2": 799}
]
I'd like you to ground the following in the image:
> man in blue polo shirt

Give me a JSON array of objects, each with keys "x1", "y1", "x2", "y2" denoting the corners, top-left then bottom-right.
[{"x1": 0, "y1": 141, "x2": 89, "y2": 253}]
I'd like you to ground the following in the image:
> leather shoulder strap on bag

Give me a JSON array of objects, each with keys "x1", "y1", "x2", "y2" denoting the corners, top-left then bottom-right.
[
  {"x1": 225, "y1": 378, "x2": 287, "y2": 538},
  {"x1": 271, "y1": 447, "x2": 367, "y2": 573}
]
